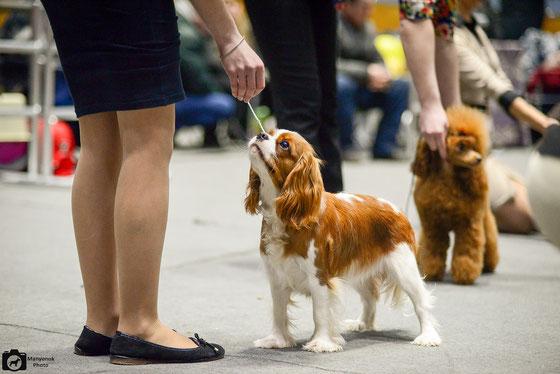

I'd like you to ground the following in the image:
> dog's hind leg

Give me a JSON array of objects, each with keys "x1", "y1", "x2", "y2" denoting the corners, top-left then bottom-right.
[
  {"x1": 483, "y1": 206, "x2": 499, "y2": 273},
  {"x1": 385, "y1": 243, "x2": 441, "y2": 347},
  {"x1": 343, "y1": 279, "x2": 379, "y2": 332},
  {"x1": 451, "y1": 219, "x2": 485, "y2": 284},
  {"x1": 418, "y1": 226, "x2": 449, "y2": 281}
]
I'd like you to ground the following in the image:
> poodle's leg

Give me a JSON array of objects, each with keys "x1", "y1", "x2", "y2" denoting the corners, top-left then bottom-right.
[
  {"x1": 451, "y1": 219, "x2": 485, "y2": 285},
  {"x1": 385, "y1": 243, "x2": 441, "y2": 346},
  {"x1": 483, "y1": 206, "x2": 499, "y2": 273},
  {"x1": 343, "y1": 279, "x2": 379, "y2": 332},
  {"x1": 418, "y1": 226, "x2": 449, "y2": 281}
]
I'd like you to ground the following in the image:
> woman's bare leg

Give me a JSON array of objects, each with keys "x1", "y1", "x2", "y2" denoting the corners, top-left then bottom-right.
[
  {"x1": 72, "y1": 112, "x2": 121, "y2": 336},
  {"x1": 114, "y1": 105, "x2": 197, "y2": 348}
]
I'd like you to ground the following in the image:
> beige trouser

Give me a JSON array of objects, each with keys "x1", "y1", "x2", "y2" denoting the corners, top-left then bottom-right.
[{"x1": 486, "y1": 156, "x2": 520, "y2": 210}]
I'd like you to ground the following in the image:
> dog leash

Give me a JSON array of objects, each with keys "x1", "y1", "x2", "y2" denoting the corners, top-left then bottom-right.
[
  {"x1": 403, "y1": 173, "x2": 415, "y2": 218},
  {"x1": 248, "y1": 102, "x2": 266, "y2": 134}
]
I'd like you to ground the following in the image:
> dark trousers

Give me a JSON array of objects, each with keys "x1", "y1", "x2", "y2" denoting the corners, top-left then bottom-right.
[
  {"x1": 245, "y1": 0, "x2": 343, "y2": 192},
  {"x1": 337, "y1": 74, "x2": 410, "y2": 157}
]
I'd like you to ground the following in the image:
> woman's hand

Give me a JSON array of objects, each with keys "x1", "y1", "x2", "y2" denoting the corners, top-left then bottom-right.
[
  {"x1": 419, "y1": 103, "x2": 448, "y2": 160},
  {"x1": 220, "y1": 39, "x2": 265, "y2": 102}
]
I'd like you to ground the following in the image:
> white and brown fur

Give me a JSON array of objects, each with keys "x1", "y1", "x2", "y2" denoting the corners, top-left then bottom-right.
[{"x1": 245, "y1": 129, "x2": 441, "y2": 352}]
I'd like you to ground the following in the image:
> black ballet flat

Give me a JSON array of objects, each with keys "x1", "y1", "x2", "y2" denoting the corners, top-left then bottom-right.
[
  {"x1": 74, "y1": 326, "x2": 113, "y2": 356},
  {"x1": 109, "y1": 331, "x2": 225, "y2": 365}
]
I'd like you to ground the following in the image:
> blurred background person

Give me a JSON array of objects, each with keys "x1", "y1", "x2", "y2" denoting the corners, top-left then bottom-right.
[
  {"x1": 455, "y1": 0, "x2": 559, "y2": 234},
  {"x1": 337, "y1": 0, "x2": 410, "y2": 160},
  {"x1": 245, "y1": 0, "x2": 343, "y2": 192}
]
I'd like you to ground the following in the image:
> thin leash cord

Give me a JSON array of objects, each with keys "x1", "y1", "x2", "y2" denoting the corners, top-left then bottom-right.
[
  {"x1": 247, "y1": 102, "x2": 266, "y2": 134},
  {"x1": 403, "y1": 173, "x2": 415, "y2": 217}
]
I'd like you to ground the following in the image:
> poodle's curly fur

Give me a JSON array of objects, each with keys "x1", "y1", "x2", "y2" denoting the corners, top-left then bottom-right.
[{"x1": 412, "y1": 106, "x2": 499, "y2": 285}]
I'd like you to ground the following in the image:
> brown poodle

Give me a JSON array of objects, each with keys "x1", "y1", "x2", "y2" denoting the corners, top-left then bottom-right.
[{"x1": 412, "y1": 106, "x2": 499, "y2": 285}]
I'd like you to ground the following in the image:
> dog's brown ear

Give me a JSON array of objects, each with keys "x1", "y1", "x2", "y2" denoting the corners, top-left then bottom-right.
[
  {"x1": 411, "y1": 139, "x2": 442, "y2": 178},
  {"x1": 276, "y1": 151, "x2": 323, "y2": 230},
  {"x1": 245, "y1": 168, "x2": 261, "y2": 214}
]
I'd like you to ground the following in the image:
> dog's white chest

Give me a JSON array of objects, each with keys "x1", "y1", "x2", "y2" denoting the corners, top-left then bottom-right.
[{"x1": 262, "y1": 242, "x2": 314, "y2": 295}]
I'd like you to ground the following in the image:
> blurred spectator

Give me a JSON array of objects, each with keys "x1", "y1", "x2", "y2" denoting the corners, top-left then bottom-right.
[
  {"x1": 337, "y1": 0, "x2": 410, "y2": 160},
  {"x1": 518, "y1": 29, "x2": 560, "y2": 85},
  {"x1": 455, "y1": 0, "x2": 559, "y2": 234},
  {"x1": 482, "y1": 0, "x2": 545, "y2": 40}
]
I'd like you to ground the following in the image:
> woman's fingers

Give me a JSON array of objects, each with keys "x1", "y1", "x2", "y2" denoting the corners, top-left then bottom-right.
[
  {"x1": 227, "y1": 70, "x2": 238, "y2": 99},
  {"x1": 255, "y1": 64, "x2": 265, "y2": 96},
  {"x1": 221, "y1": 41, "x2": 265, "y2": 102},
  {"x1": 244, "y1": 66, "x2": 257, "y2": 102},
  {"x1": 237, "y1": 68, "x2": 247, "y2": 102},
  {"x1": 435, "y1": 133, "x2": 447, "y2": 160}
]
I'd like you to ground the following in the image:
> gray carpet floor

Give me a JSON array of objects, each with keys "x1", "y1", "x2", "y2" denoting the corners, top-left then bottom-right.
[{"x1": 1, "y1": 147, "x2": 559, "y2": 373}]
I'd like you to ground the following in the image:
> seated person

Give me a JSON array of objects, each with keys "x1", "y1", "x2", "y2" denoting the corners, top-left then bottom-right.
[
  {"x1": 455, "y1": 0, "x2": 559, "y2": 234},
  {"x1": 337, "y1": 0, "x2": 410, "y2": 160}
]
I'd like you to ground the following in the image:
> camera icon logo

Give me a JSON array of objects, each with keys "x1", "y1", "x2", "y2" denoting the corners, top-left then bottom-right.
[{"x1": 2, "y1": 349, "x2": 27, "y2": 371}]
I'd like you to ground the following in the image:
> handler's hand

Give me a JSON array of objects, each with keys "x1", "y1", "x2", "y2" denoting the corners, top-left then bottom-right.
[
  {"x1": 419, "y1": 103, "x2": 448, "y2": 160},
  {"x1": 220, "y1": 39, "x2": 265, "y2": 102}
]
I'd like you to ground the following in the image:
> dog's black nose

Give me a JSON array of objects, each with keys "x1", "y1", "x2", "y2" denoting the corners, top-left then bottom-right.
[
  {"x1": 256, "y1": 132, "x2": 269, "y2": 141},
  {"x1": 475, "y1": 156, "x2": 482, "y2": 164}
]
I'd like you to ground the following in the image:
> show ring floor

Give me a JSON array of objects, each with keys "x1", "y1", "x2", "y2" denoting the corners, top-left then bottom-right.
[{"x1": 1, "y1": 148, "x2": 559, "y2": 374}]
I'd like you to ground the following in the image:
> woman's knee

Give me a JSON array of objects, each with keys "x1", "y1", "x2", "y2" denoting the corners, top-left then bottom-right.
[
  {"x1": 78, "y1": 112, "x2": 122, "y2": 169},
  {"x1": 493, "y1": 199, "x2": 535, "y2": 234},
  {"x1": 118, "y1": 105, "x2": 175, "y2": 162}
]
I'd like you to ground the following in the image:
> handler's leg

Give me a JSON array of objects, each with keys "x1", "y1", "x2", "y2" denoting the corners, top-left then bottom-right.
[
  {"x1": 73, "y1": 112, "x2": 121, "y2": 336},
  {"x1": 115, "y1": 105, "x2": 197, "y2": 349}
]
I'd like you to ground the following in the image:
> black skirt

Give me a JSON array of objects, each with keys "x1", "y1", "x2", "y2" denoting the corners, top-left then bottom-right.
[{"x1": 41, "y1": 0, "x2": 185, "y2": 117}]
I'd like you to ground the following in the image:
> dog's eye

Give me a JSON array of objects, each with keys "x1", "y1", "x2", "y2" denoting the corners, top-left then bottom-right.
[
  {"x1": 457, "y1": 142, "x2": 466, "y2": 151},
  {"x1": 279, "y1": 140, "x2": 289, "y2": 150}
]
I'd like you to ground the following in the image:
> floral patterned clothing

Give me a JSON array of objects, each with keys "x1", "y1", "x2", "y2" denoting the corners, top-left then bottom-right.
[{"x1": 399, "y1": 0, "x2": 457, "y2": 41}]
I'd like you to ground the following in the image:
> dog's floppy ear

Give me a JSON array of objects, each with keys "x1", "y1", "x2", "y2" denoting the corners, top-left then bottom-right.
[
  {"x1": 275, "y1": 151, "x2": 323, "y2": 230},
  {"x1": 411, "y1": 138, "x2": 442, "y2": 178},
  {"x1": 245, "y1": 168, "x2": 261, "y2": 214}
]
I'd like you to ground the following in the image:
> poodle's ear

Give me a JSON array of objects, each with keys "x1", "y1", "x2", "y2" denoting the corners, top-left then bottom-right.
[
  {"x1": 275, "y1": 151, "x2": 323, "y2": 230},
  {"x1": 411, "y1": 139, "x2": 442, "y2": 178},
  {"x1": 245, "y1": 168, "x2": 261, "y2": 214}
]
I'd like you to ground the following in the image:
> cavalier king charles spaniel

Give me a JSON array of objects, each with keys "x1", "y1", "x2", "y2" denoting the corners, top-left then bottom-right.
[{"x1": 245, "y1": 129, "x2": 441, "y2": 352}]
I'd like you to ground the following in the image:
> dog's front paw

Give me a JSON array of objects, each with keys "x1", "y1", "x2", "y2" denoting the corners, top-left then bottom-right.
[
  {"x1": 303, "y1": 338, "x2": 343, "y2": 353},
  {"x1": 412, "y1": 329, "x2": 441, "y2": 347},
  {"x1": 254, "y1": 334, "x2": 296, "y2": 349},
  {"x1": 342, "y1": 319, "x2": 375, "y2": 332},
  {"x1": 331, "y1": 334, "x2": 346, "y2": 346}
]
